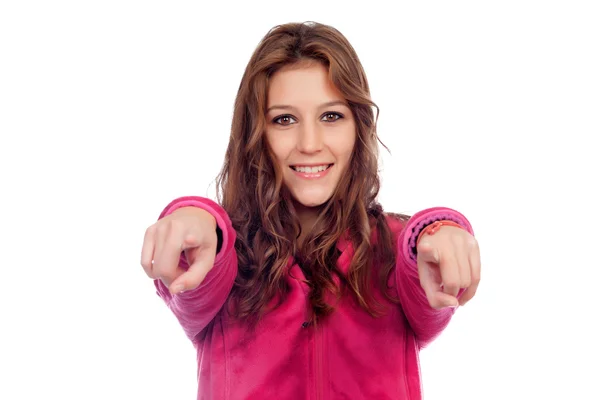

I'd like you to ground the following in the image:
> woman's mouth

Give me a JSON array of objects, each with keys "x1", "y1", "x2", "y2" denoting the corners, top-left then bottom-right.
[{"x1": 289, "y1": 164, "x2": 333, "y2": 178}]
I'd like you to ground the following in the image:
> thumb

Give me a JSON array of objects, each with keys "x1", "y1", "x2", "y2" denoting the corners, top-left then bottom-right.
[
  {"x1": 430, "y1": 291, "x2": 460, "y2": 310},
  {"x1": 169, "y1": 245, "x2": 216, "y2": 294}
]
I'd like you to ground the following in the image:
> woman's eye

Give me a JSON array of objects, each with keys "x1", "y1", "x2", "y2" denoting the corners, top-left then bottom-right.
[
  {"x1": 322, "y1": 112, "x2": 342, "y2": 122},
  {"x1": 273, "y1": 115, "x2": 296, "y2": 126}
]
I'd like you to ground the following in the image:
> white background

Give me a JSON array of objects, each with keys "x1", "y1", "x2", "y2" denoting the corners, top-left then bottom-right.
[{"x1": 1, "y1": 1, "x2": 599, "y2": 399}]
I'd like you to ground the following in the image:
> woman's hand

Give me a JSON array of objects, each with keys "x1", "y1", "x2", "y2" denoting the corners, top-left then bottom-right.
[
  {"x1": 141, "y1": 207, "x2": 218, "y2": 295},
  {"x1": 416, "y1": 226, "x2": 481, "y2": 309}
]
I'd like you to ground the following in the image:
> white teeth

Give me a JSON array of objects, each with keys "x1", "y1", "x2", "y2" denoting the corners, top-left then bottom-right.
[{"x1": 293, "y1": 165, "x2": 330, "y2": 173}]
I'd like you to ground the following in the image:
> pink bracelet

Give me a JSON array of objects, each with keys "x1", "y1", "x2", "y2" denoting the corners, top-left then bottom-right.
[{"x1": 416, "y1": 220, "x2": 465, "y2": 245}]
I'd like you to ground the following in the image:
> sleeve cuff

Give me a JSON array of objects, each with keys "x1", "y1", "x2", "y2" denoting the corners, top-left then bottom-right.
[
  {"x1": 158, "y1": 196, "x2": 235, "y2": 265},
  {"x1": 400, "y1": 207, "x2": 474, "y2": 265}
]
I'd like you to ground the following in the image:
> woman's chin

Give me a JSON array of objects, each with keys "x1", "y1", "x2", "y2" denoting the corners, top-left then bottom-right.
[{"x1": 291, "y1": 194, "x2": 332, "y2": 210}]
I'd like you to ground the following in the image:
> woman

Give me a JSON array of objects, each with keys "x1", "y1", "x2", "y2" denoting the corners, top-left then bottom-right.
[{"x1": 141, "y1": 21, "x2": 480, "y2": 400}]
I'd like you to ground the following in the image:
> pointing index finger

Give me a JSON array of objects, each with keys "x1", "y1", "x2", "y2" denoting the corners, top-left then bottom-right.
[{"x1": 170, "y1": 242, "x2": 217, "y2": 294}]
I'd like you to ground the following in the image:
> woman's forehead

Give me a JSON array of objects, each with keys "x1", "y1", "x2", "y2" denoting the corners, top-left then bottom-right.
[{"x1": 267, "y1": 64, "x2": 346, "y2": 109}]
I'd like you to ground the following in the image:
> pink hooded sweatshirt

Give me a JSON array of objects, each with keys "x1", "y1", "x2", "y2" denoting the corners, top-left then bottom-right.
[{"x1": 153, "y1": 196, "x2": 473, "y2": 400}]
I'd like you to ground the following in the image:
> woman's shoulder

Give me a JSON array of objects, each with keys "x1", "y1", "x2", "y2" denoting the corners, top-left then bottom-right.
[
  {"x1": 367, "y1": 210, "x2": 411, "y2": 246},
  {"x1": 383, "y1": 212, "x2": 411, "y2": 234}
]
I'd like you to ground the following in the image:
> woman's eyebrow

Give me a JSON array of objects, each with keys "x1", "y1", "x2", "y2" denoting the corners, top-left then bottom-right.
[
  {"x1": 266, "y1": 100, "x2": 348, "y2": 114},
  {"x1": 266, "y1": 104, "x2": 296, "y2": 113},
  {"x1": 319, "y1": 100, "x2": 348, "y2": 109}
]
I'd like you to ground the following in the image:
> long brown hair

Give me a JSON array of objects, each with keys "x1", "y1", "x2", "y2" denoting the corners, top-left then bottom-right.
[{"x1": 216, "y1": 21, "x2": 407, "y2": 325}]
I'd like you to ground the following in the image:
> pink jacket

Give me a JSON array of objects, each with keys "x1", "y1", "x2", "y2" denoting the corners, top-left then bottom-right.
[{"x1": 153, "y1": 196, "x2": 473, "y2": 400}]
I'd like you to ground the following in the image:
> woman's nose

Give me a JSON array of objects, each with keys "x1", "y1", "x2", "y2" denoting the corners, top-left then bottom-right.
[{"x1": 297, "y1": 122, "x2": 323, "y2": 154}]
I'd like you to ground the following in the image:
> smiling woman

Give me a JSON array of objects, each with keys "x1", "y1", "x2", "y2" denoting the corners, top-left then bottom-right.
[{"x1": 140, "y1": 21, "x2": 480, "y2": 400}]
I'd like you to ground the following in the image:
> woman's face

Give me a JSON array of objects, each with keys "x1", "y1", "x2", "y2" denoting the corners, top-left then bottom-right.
[{"x1": 265, "y1": 63, "x2": 356, "y2": 209}]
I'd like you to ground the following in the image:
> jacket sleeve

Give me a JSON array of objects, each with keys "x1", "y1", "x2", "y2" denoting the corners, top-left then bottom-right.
[
  {"x1": 394, "y1": 207, "x2": 474, "y2": 348},
  {"x1": 153, "y1": 196, "x2": 238, "y2": 342}
]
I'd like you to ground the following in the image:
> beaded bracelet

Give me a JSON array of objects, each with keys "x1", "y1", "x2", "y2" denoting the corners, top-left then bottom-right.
[{"x1": 416, "y1": 220, "x2": 466, "y2": 245}]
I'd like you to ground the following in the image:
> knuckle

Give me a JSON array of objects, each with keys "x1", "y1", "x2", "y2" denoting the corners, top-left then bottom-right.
[
  {"x1": 144, "y1": 227, "x2": 152, "y2": 238},
  {"x1": 416, "y1": 244, "x2": 430, "y2": 257},
  {"x1": 468, "y1": 236, "x2": 479, "y2": 250},
  {"x1": 461, "y1": 277, "x2": 472, "y2": 288},
  {"x1": 417, "y1": 240, "x2": 430, "y2": 251},
  {"x1": 144, "y1": 224, "x2": 156, "y2": 240}
]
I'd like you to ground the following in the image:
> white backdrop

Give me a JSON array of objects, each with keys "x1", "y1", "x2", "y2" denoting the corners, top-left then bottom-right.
[{"x1": 1, "y1": 1, "x2": 599, "y2": 399}]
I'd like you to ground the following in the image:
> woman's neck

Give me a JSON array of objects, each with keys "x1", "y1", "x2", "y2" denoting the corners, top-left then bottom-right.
[{"x1": 294, "y1": 201, "x2": 322, "y2": 248}]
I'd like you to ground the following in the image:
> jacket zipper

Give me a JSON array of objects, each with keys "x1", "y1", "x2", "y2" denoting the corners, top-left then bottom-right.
[
  {"x1": 296, "y1": 261, "x2": 324, "y2": 400},
  {"x1": 314, "y1": 322, "x2": 323, "y2": 400}
]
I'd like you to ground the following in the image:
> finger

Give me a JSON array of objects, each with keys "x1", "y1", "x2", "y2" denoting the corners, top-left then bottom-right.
[
  {"x1": 459, "y1": 239, "x2": 481, "y2": 306},
  {"x1": 417, "y1": 255, "x2": 442, "y2": 306},
  {"x1": 430, "y1": 291, "x2": 460, "y2": 310},
  {"x1": 158, "y1": 265, "x2": 185, "y2": 289},
  {"x1": 418, "y1": 254, "x2": 459, "y2": 309},
  {"x1": 416, "y1": 240, "x2": 439, "y2": 264},
  {"x1": 153, "y1": 222, "x2": 185, "y2": 284},
  {"x1": 455, "y1": 240, "x2": 472, "y2": 290},
  {"x1": 439, "y1": 251, "x2": 461, "y2": 298},
  {"x1": 170, "y1": 243, "x2": 217, "y2": 294},
  {"x1": 140, "y1": 225, "x2": 157, "y2": 278}
]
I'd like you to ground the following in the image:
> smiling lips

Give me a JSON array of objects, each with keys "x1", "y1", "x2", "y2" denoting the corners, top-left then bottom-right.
[{"x1": 290, "y1": 164, "x2": 333, "y2": 179}]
